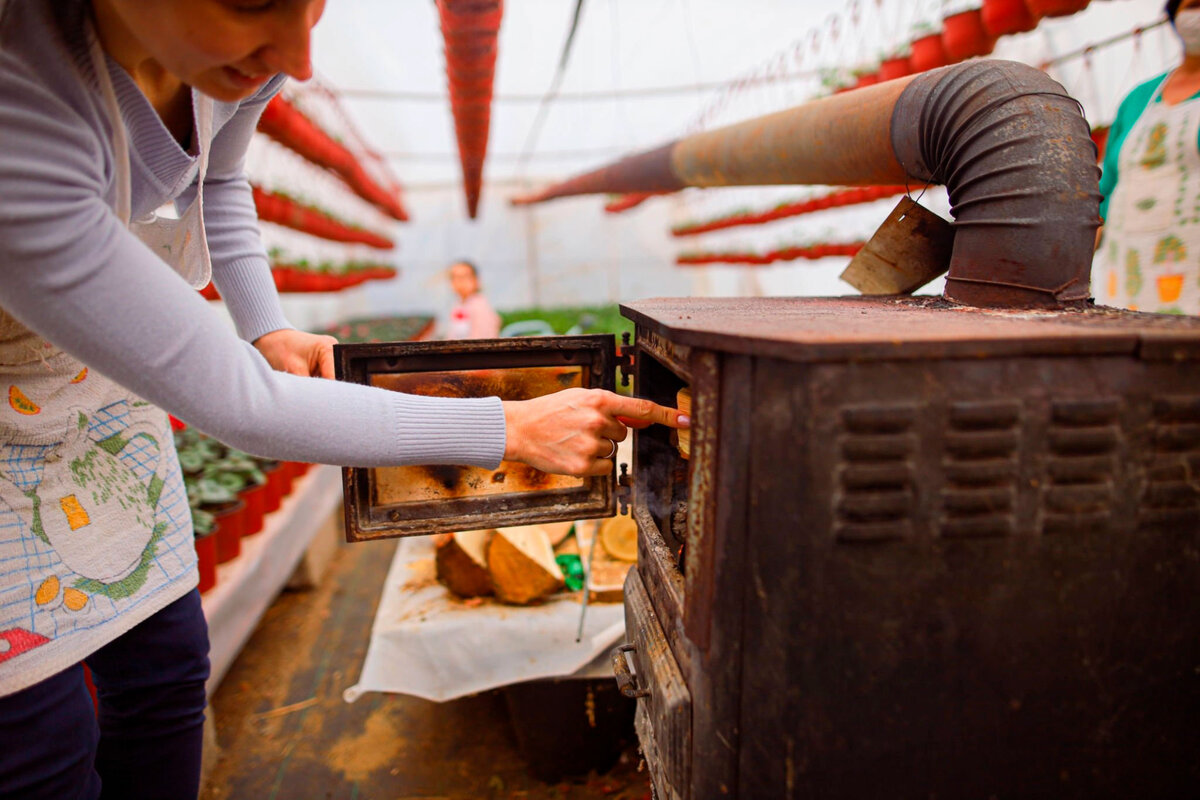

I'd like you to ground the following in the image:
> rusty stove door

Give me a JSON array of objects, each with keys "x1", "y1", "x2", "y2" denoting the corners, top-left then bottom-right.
[{"x1": 335, "y1": 335, "x2": 620, "y2": 542}]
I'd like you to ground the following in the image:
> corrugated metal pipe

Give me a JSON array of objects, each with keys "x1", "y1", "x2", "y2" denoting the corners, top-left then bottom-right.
[{"x1": 511, "y1": 61, "x2": 1101, "y2": 309}]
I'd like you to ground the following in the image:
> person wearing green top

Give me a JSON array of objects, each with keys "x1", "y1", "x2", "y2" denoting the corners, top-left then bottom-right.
[{"x1": 1094, "y1": 0, "x2": 1200, "y2": 314}]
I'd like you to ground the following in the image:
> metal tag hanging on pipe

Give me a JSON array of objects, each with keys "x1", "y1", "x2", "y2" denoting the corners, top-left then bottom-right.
[{"x1": 841, "y1": 196, "x2": 955, "y2": 296}]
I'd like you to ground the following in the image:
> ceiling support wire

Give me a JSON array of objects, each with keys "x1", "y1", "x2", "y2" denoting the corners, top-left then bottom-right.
[{"x1": 515, "y1": 0, "x2": 587, "y2": 178}]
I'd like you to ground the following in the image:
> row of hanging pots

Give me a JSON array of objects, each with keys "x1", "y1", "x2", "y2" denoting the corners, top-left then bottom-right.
[
  {"x1": 672, "y1": 185, "x2": 909, "y2": 237},
  {"x1": 257, "y1": 96, "x2": 409, "y2": 222},
  {"x1": 251, "y1": 186, "x2": 395, "y2": 249},
  {"x1": 271, "y1": 263, "x2": 398, "y2": 293},
  {"x1": 853, "y1": 0, "x2": 1092, "y2": 87},
  {"x1": 439, "y1": 0, "x2": 503, "y2": 218},
  {"x1": 199, "y1": 264, "x2": 398, "y2": 300},
  {"x1": 676, "y1": 242, "x2": 865, "y2": 266}
]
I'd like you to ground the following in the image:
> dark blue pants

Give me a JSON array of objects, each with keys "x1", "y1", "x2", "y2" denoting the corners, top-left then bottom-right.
[{"x1": 0, "y1": 589, "x2": 210, "y2": 800}]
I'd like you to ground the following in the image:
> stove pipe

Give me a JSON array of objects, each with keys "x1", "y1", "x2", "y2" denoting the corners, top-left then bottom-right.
[{"x1": 512, "y1": 61, "x2": 1101, "y2": 309}]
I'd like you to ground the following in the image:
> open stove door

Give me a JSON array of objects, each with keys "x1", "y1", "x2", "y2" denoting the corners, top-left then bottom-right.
[{"x1": 335, "y1": 335, "x2": 621, "y2": 542}]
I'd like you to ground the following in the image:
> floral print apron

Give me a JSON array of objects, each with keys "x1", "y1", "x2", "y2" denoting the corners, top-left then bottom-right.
[
  {"x1": 0, "y1": 17, "x2": 212, "y2": 694},
  {"x1": 1094, "y1": 77, "x2": 1200, "y2": 314}
]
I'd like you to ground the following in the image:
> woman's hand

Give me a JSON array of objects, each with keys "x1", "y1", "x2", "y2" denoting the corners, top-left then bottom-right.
[
  {"x1": 502, "y1": 389, "x2": 689, "y2": 477},
  {"x1": 253, "y1": 329, "x2": 339, "y2": 378}
]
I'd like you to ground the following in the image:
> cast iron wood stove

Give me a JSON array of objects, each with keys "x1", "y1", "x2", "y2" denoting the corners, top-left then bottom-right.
[{"x1": 338, "y1": 296, "x2": 1200, "y2": 798}]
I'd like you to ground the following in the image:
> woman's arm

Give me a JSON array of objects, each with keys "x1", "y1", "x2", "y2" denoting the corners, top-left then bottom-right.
[{"x1": 0, "y1": 68, "x2": 505, "y2": 469}]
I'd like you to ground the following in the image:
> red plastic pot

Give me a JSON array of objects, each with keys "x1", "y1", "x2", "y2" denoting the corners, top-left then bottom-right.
[
  {"x1": 982, "y1": 0, "x2": 1037, "y2": 35},
  {"x1": 1090, "y1": 125, "x2": 1110, "y2": 160},
  {"x1": 878, "y1": 56, "x2": 912, "y2": 82},
  {"x1": 910, "y1": 33, "x2": 949, "y2": 72},
  {"x1": 853, "y1": 71, "x2": 880, "y2": 90},
  {"x1": 262, "y1": 463, "x2": 285, "y2": 512},
  {"x1": 1023, "y1": 0, "x2": 1089, "y2": 19},
  {"x1": 942, "y1": 9, "x2": 995, "y2": 62},
  {"x1": 195, "y1": 531, "x2": 217, "y2": 594},
  {"x1": 240, "y1": 481, "x2": 268, "y2": 537},
  {"x1": 211, "y1": 500, "x2": 246, "y2": 564}
]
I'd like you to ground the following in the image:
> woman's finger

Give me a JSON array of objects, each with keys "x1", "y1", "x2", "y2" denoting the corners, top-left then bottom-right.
[{"x1": 605, "y1": 394, "x2": 689, "y2": 428}]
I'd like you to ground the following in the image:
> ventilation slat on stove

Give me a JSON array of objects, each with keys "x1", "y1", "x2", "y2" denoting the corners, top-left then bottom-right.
[
  {"x1": 1040, "y1": 398, "x2": 1120, "y2": 534},
  {"x1": 1142, "y1": 395, "x2": 1200, "y2": 522},
  {"x1": 835, "y1": 403, "x2": 916, "y2": 544},
  {"x1": 940, "y1": 400, "x2": 1020, "y2": 540}
]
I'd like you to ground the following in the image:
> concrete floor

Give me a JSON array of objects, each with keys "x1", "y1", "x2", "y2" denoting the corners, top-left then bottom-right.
[{"x1": 200, "y1": 536, "x2": 651, "y2": 800}]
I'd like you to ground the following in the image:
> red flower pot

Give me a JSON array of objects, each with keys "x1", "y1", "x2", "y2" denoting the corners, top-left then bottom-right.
[
  {"x1": 942, "y1": 9, "x2": 995, "y2": 63},
  {"x1": 240, "y1": 481, "x2": 268, "y2": 537},
  {"x1": 854, "y1": 71, "x2": 880, "y2": 90},
  {"x1": 195, "y1": 531, "x2": 217, "y2": 594},
  {"x1": 1090, "y1": 125, "x2": 1110, "y2": 160},
  {"x1": 910, "y1": 33, "x2": 949, "y2": 72},
  {"x1": 211, "y1": 500, "x2": 246, "y2": 564},
  {"x1": 879, "y1": 56, "x2": 912, "y2": 82},
  {"x1": 1023, "y1": 0, "x2": 1089, "y2": 19},
  {"x1": 982, "y1": 0, "x2": 1037, "y2": 36},
  {"x1": 262, "y1": 462, "x2": 285, "y2": 513}
]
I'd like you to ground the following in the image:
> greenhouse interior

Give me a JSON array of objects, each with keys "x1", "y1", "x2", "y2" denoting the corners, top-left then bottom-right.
[{"x1": 0, "y1": 0, "x2": 1196, "y2": 798}]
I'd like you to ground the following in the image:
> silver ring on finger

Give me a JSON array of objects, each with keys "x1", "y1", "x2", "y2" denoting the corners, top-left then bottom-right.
[{"x1": 602, "y1": 438, "x2": 617, "y2": 459}]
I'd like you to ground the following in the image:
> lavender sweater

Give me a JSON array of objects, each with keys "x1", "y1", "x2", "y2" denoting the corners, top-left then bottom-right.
[{"x1": 0, "y1": 0, "x2": 507, "y2": 469}]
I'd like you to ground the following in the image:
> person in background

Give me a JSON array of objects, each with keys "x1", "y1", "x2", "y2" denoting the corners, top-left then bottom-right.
[
  {"x1": 0, "y1": 2, "x2": 686, "y2": 797},
  {"x1": 444, "y1": 259, "x2": 502, "y2": 339},
  {"x1": 1094, "y1": 0, "x2": 1200, "y2": 314}
]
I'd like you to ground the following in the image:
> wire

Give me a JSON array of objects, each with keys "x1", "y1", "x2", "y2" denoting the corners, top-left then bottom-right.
[
  {"x1": 516, "y1": 0, "x2": 588, "y2": 176},
  {"x1": 334, "y1": 70, "x2": 823, "y2": 103}
]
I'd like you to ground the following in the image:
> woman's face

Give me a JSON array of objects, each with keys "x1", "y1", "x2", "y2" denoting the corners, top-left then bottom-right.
[{"x1": 93, "y1": 0, "x2": 326, "y2": 102}]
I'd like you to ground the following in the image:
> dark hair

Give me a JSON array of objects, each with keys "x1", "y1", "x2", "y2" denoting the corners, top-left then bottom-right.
[
  {"x1": 1168, "y1": 0, "x2": 1184, "y2": 23},
  {"x1": 450, "y1": 260, "x2": 478, "y2": 277}
]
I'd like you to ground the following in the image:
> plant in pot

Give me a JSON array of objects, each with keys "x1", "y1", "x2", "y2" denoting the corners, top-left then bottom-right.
[
  {"x1": 909, "y1": 21, "x2": 948, "y2": 72},
  {"x1": 192, "y1": 506, "x2": 217, "y2": 594},
  {"x1": 852, "y1": 61, "x2": 881, "y2": 90},
  {"x1": 818, "y1": 66, "x2": 854, "y2": 96},
  {"x1": 981, "y1": 0, "x2": 1037, "y2": 36},
  {"x1": 186, "y1": 473, "x2": 245, "y2": 565},
  {"x1": 1024, "y1": 0, "x2": 1089, "y2": 20},
  {"x1": 222, "y1": 450, "x2": 268, "y2": 537},
  {"x1": 878, "y1": 43, "x2": 913, "y2": 82},
  {"x1": 941, "y1": 2, "x2": 995, "y2": 63}
]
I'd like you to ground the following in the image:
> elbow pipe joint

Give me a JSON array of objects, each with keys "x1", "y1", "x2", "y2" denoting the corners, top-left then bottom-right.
[{"x1": 890, "y1": 61, "x2": 1101, "y2": 308}]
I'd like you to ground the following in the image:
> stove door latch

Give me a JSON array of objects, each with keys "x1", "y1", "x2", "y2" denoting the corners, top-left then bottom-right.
[
  {"x1": 616, "y1": 332, "x2": 634, "y2": 389},
  {"x1": 616, "y1": 462, "x2": 632, "y2": 516},
  {"x1": 612, "y1": 643, "x2": 650, "y2": 699}
]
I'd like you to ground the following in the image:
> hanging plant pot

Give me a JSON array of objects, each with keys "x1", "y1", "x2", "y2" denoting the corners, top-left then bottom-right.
[
  {"x1": 854, "y1": 71, "x2": 880, "y2": 90},
  {"x1": 1024, "y1": 0, "x2": 1090, "y2": 19},
  {"x1": 910, "y1": 33, "x2": 949, "y2": 72},
  {"x1": 942, "y1": 9, "x2": 995, "y2": 62},
  {"x1": 982, "y1": 0, "x2": 1037, "y2": 36},
  {"x1": 879, "y1": 56, "x2": 912, "y2": 82},
  {"x1": 1090, "y1": 124, "x2": 1110, "y2": 160}
]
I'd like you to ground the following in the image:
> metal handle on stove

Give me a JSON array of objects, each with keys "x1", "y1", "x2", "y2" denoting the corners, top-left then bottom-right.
[{"x1": 612, "y1": 643, "x2": 650, "y2": 699}]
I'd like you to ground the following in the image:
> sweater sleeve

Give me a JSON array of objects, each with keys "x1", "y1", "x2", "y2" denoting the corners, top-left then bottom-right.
[
  {"x1": 0, "y1": 66, "x2": 506, "y2": 469},
  {"x1": 1099, "y1": 73, "x2": 1166, "y2": 221},
  {"x1": 176, "y1": 76, "x2": 291, "y2": 343}
]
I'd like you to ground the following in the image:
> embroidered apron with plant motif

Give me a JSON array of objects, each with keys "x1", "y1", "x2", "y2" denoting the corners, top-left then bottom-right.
[
  {"x1": 1094, "y1": 77, "x2": 1200, "y2": 314},
  {"x1": 0, "y1": 21, "x2": 212, "y2": 695}
]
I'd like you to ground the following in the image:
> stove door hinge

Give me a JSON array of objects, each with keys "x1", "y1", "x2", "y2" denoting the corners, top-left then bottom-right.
[
  {"x1": 615, "y1": 461, "x2": 632, "y2": 516},
  {"x1": 616, "y1": 332, "x2": 634, "y2": 389}
]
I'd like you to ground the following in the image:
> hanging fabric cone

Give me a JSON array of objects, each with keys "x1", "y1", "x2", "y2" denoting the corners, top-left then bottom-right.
[{"x1": 438, "y1": 0, "x2": 503, "y2": 218}]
